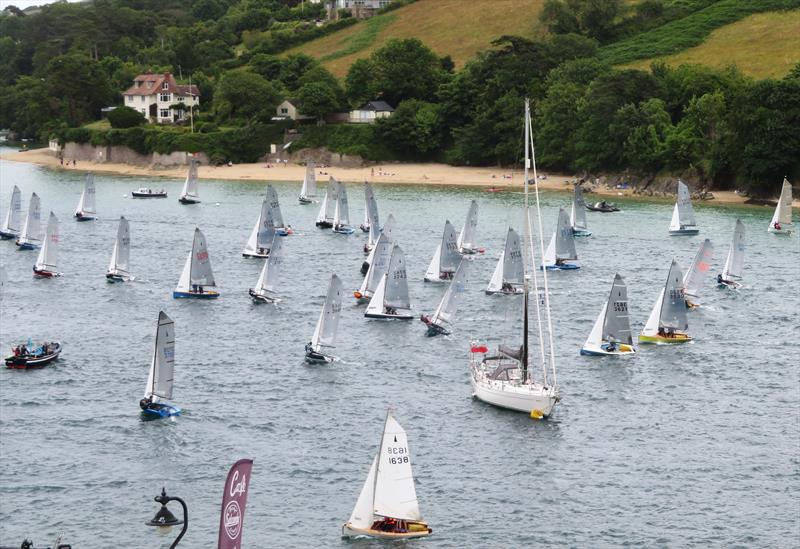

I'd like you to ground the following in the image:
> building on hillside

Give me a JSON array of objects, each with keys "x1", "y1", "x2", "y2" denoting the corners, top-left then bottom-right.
[
  {"x1": 275, "y1": 99, "x2": 315, "y2": 121},
  {"x1": 326, "y1": 0, "x2": 393, "y2": 19},
  {"x1": 122, "y1": 72, "x2": 199, "y2": 124},
  {"x1": 349, "y1": 101, "x2": 395, "y2": 124}
]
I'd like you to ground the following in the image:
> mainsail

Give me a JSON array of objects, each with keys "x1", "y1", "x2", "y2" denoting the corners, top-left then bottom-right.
[
  {"x1": 602, "y1": 274, "x2": 632, "y2": 345},
  {"x1": 1, "y1": 185, "x2": 22, "y2": 235},
  {"x1": 35, "y1": 212, "x2": 59, "y2": 272},
  {"x1": 359, "y1": 233, "x2": 392, "y2": 297},
  {"x1": 432, "y1": 259, "x2": 469, "y2": 327},
  {"x1": 364, "y1": 182, "x2": 380, "y2": 245},
  {"x1": 75, "y1": 173, "x2": 97, "y2": 215},
  {"x1": 300, "y1": 161, "x2": 317, "y2": 199},
  {"x1": 334, "y1": 181, "x2": 351, "y2": 227},
  {"x1": 671, "y1": 180, "x2": 696, "y2": 229},
  {"x1": 311, "y1": 274, "x2": 343, "y2": 351},
  {"x1": 457, "y1": 200, "x2": 478, "y2": 251},
  {"x1": 145, "y1": 311, "x2": 175, "y2": 402},
  {"x1": 373, "y1": 413, "x2": 422, "y2": 522},
  {"x1": 19, "y1": 192, "x2": 42, "y2": 246},
  {"x1": 570, "y1": 185, "x2": 588, "y2": 231},
  {"x1": 178, "y1": 228, "x2": 216, "y2": 292},
  {"x1": 108, "y1": 216, "x2": 131, "y2": 276},
  {"x1": 244, "y1": 199, "x2": 275, "y2": 255},
  {"x1": 683, "y1": 239, "x2": 713, "y2": 297},
  {"x1": 659, "y1": 260, "x2": 688, "y2": 330},
  {"x1": 317, "y1": 177, "x2": 338, "y2": 224},
  {"x1": 769, "y1": 178, "x2": 792, "y2": 229},
  {"x1": 265, "y1": 185, "x2": 285, "y2": 229},
  {"x1": 254, "y1": 236, "x2": 284, "y2": 295},
  {"x1": 544, "y1": 208, "x2": 577, "y2": 263},
  {"x1": 180, "y1": 159, "x2": 200, "y2": 200},
  {"x1": 722, "y1": 219, "x2": 745, "y2": 280},
  {"x1": 384, "y1": 245, "x2": 411, "y2": 310}
]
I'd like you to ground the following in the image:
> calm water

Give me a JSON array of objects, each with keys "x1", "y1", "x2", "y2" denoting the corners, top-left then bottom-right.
[{"x1": 1, "y1": 151, "x2": 798, "y2": 548}]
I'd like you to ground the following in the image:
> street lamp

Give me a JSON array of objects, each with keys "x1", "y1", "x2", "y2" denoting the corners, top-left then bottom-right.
[{"x1": 146, "y1": 487, "x2": 188, "y2": 548}]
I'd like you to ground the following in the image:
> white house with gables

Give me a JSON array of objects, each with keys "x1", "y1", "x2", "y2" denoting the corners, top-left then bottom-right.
[
  {"x1": 349, "y1": 100, "x2": 394, "y2": 124},
  {"x1": 123, "y1": 72, "x2": 199, "y2": 124}
]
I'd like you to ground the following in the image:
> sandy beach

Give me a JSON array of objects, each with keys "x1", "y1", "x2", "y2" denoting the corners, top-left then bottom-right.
[{"x1": 1, "y1": 148, "x2": 789, "y2": 207}]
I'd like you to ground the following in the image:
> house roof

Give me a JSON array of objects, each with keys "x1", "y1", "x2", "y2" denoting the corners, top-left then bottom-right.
[
  {"x1": 123, "y1": 72, "x2": 200, "y2": 97},
  {"x1": 358, "y1": 100, "x2": 394, "y2": 112}
]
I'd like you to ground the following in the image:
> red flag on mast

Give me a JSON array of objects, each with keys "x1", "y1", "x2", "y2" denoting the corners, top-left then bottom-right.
[{"x1": 218, "y1": 459, "x2": 254, "y2": 549}]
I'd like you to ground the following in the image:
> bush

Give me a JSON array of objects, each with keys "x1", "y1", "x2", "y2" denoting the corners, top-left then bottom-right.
[{"x1": 107, "y1": 106, "x2": 145, "y2": 129}]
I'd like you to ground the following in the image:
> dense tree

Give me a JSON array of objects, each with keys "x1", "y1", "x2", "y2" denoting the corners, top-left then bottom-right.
[
  {"x1": 250, "y1": 54, "x2": 283, "y2": 81},
  {"x1": 108, "y1": 105, "x2": 146, "y2": 129},
  {"x1": 297, "y1": 82, "x2": 339, "y2": 124},
  {"x1": 540, "y1": 0, "x2": 624, "y2": 42},
  {"x1": 344, "y1": 58, "x2": 377, "y2": 108},
  {"x1": 368, "y1": 38, "x2": 445, "y2": 107},
  {"x1": 44, "y1": 54, "x2": 116, "y2": 128},
  {"x1": 213, "y1": 70, "x2": 282, "y2": 123},
  {"x1": 375, "y1": 99, "x2": 444, "y2": 156},
  {"x1": 279, "y1": 53, "x2": 318, "y2": 92}
]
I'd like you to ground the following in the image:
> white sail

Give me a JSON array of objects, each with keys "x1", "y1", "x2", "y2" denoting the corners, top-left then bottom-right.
[
  {"x1": 432, "y1": 259, "x2": 469, "y2": 327},
  {"x1": 502, "y1": 228, "x2": 524, "y2": 285},
  {"x1": 364, "y1": 274, "x2": 387, "y2": 317},
  {"x1": 266, "y1": 185, "x2": 285, "y2": 229},
  {"x1": 359, "y1": 233, "x2": 392, "y2": 296},
  {"x1": 683, "y1": 239, "x2": 713, "y2": 297},
  {"x1": 35, "y1": 212, "x2": 59, "y2": 272},
  {"x1": 75, "y1": 173, "x2": 96, "y2": 215},
  {"x1": 254, "y1": 236, "x2": 284, "y2": 295},
  {"x1": 300, "y1": 162, "x2": 317, "y2": 200},
  {"x1": 424, "y1": 245, "x2": 442, "y2": 281},
  {"x1": 659, "y1": 260, "x2": 688, "y2": 330},
  {"x1": 349, "y1": 456, "x2": 378, "y2": 528},
  {"x1": 671, "y1": 180, "x2": 696, "y2": 229},
  {"x1": 543, "y1": 232, "x2": 556, "y2": 266},
  {"x1": 486, "y1": 251, "x2": 504, "y2": 293},
  {"x1": 18, "y1": 192, "x2": 42, "y2": 246},
  {"x1": 317, "y1": 178, "x2": 338, "y2": 224},
  {"x1": 769, "y1": 178, "x2": 792, "y2": 230},
  {"x1": 722, "y1": 219, "x2": 745, "y2": 280},
  {"x1": 108, "y1": 216, "x2": 131, "y2": 277},
  {"x1": 144, "y1": 311, "x2": 175, "y2": 402},
  {"x1": 584, "y1": 302, "x2": 607, "y2": 351},
  {"x1": 457, "y1": 200, "x2": 478, "y2": 252},
  {"x1": 177, "y1": 228, "x2": 216, "y2": 292},
  {"x1": 180, "y1": 159, "x2": 199, "y2": 200},
  {"x1": 244, "y1": 199, "x2": 274, "y2": 256},
  {"x1": 365, "y1": 182, "x2": 380, "y2": 245},
  {"x1": 669, "y1": 203, "x2": 680, "y2": 231},
  {"x1": 427, "y1": 220, "x2": 459, "y2": 278},
  {"x1": 2, "y1": 185, "x2": 22, "y2": 235},
  {"x1": 334, "y1": 181, "x2": 350, "y2": 227},
  {"x1": 311, "y1": 274, "x2": 343, "y2": 351},
  {"x1": 384, "y1": 245, "x2": 411, "y2": 310},
  {"x1": 642, "y1": 290, "x2": 663, "y2": 337},
  {"x1": 373, "y1": 413, "x2": 422, "y2": 521},
  {"x1": 554, "y1": 208, "x2": 577, "y2": 260},
  {"x1": 602, "y1": 274, "x2": 632, "y2": 345},
  {"x1": 570, "y1": 185, "x2": 588, "y2": 231}
]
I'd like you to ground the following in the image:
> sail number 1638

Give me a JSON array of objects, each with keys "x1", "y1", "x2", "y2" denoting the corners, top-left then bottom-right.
[{"x1": 387, "y1": 446, "x2": 409, "y2": 464}]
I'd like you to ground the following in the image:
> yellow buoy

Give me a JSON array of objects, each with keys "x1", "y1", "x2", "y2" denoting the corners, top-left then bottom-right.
[{"x1": 530, "y1": 409, "x2": 543, "y2": 420}]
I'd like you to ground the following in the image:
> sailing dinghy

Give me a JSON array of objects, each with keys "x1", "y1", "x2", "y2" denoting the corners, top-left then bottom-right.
[
  {"x1": 361, "y1": 182, "x2": 380, "y2": 251},
  {"x1": 469, "y1": 99, "x2": 560, "y2": 419},
  {"x1": 333, "y1": 180, "x2": 355, "y2": 234},
  {"x1": 683, "y1": 239, "x2": 713, "y2": 307},
  {"x1": 139, "y1": 311, "x2": 180, "y2": 419},
  {"x1": 570, "y1": 185, "x2": 591, "y2": 236},
  {"x1": 424, "y1": 220, "x2": 460, "y2": 282},
  {"x1": 668, "y1": 180, "x2": 699, "y2": 235},
  {"x1": 74, "y1": 173, "x2": 97, "y2": 221},
  {"x1": 106, "y1": 216, "x2": 132, "y2": 282},
  {"x1": 0, "y1": 185, "x2": 22, "y2": 239},
  {"x1": 580, "y1": 274, "x2": 635, "y2": 355},
  {"x1": 542, "y1": 208, "x2": 579, "y2": 270},
  {"x1": 174, "y1": 228, "x2": 219, "y2": 299},
  {"x1": 249, "y1": 236, "x2": 284, "y2": 303},
  {"x1": 361, "y1": 213, "x2": 395, "y2": 275},
  {"x1": 242, "y1": 198, "x2": 275, "y2": 258},
  {"x1": 639, "y1": 259, "x2": 692, "y2": 344},
  {"x1": 266, "y1": 184, "x2": 292, "y2": 235},
  {"x1": 33, "y1": 212, "x2": 61, "y2": 278},
  {"x1": 457, "y1": 200, "x2": 482, "y2": 254},
  {"x1": 717, "y1": 219, "x2": 745, "y2": 290},
  {"x1": 316, "y1": 177, "x2": 338, "y2": 228},
  {"x1": 486, "y1": 228, "x2": 524, "y2": 295},
  {"x1": 305, "y1": 274, "x2": 343, "y2": 363},
  {"x1": 355, "y1": 233, "x2": 392, "y2": 303},
  {"x1": 15, "y1": 192, "x2": 42, "y2": 250},
  {"x1": 178, "y1": 159, "x2": 200, "y2": 204},
  {"x1": 767, "y1": 177, "x2": 793, "y2": 234},
  {"x1": 421, "y1": 259, "x2": 469, "y2": 336},
  {"x1": 342, "y1": 412, "x2": 432, "y2": 540},
  {"x1": 365, "y1": 244, "x2": 413, "y2": 320},
  {"x1": 299, "y1": 161, "x2": 317, "y2": 204}
]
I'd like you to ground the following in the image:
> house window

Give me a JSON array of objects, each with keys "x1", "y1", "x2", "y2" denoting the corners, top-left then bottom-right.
[
  {"x1": 177, "y1": 96, "x2": 184, "y2": 102},
  {"x1": 160, "y1": 93, "x2": 170, "y2": 102},
  {"x1": 160, "y1": 109, "x2": 170, "y2": 118},
  {"x1": 126, "y1": 96, "x2": 132, "y2": 103},
  {"x1": 162, "y1": 82, "x2": 169, "y2": 90},
  {"x1": 281, "y1": 108, "x2": 288, "y2": 114},
  {"x1": 141, "y1": 96, "x2": 145, "y2": 102},
  {"x1": 146, "y1": 81, "x2": 153, "y2": 88}
]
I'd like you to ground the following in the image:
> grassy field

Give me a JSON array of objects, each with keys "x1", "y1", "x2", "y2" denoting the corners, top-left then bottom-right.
[
  {"x1": 287, "y1": 0, "x2": 546, "y2": 77},
  {"x1": 623, "y1": 10, "x2": 800, "y2": 78}
]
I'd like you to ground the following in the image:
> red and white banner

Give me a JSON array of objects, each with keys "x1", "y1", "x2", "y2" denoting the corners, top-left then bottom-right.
[{"x1": 217, "y1": 458, "x2": 254, "y2": 549}]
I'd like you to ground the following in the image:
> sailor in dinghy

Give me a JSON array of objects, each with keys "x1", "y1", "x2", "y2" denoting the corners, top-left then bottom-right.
[
  {"x1": 542, "y1": 208, "x2": 580, "y2": 270},
  {"x1": 457, "y1": 200, "x2": 482, "y2": 254},
  {"x1": 332, "y1": 180, "x2": 355, "y2": 234},
  {"x1": 354, "y1": 233, "x2": 392, "y2": 304},
  {"x1": 767, "y1": 177, "x2": 793, "y2": 235},
  {"x1": 139, "y1": 311, "x2": 181, "y2": 419},
  {"x1": 242, "y1": 198, "x2": 275, "y2": 258},
  {"x1": 178, "y1": 158, "x2": 200, "y2": 204},
  {"x1": 106, "y1": 216, "x2": 132, "y2": 282},
  {"x1": 420, "y1": 259, "x2": 469, "y2": 336},
  {"x1": 0, "y1": 185, "x2": 22, "y2": 239},
  {"x1": 266, "y1": 184, "x2": 292, "y2": 235},
  {"x1": 248, "y1": 236, "x2": 284, "y2": 303},
  {"x1": 486, "y1": 228, "x2": 524, "y2": 295},
  {"x1": 717, "y1": 219, "x2": 745, "y2": 290},
  {"x1": 668, "y1": 180, "x2": 700, "y2": 235},
  {"x1": 74, "y1": 173, "x2": 97, "y2": 221},
  {"x1": 580, "y1": 274, "x2": 635, "y2": 355},
  {"x1": 173, "y1": 228, "x2": 220, "y2": 299},
  {"x1": 32, "y1": 212, "x2": 61, "y2": 278},
  {"x1": 639, "y1": 259, "x2": 692, "y2": 344},
  {"x1": 298, "y1": 161, "x2": 317, "y2": 204},
  {"x1": 365, "y1": 244, "x2": 414, "y2": 320},
  {"x1": 15, "y1": 192, "x2": 42, "y2": 250},
  {"x1": 305, "y1": 274, "x2": 343, "y2": 363},
  {"x1": 342, "y1": 411, "x2": 432, "y2": 540},
  {"x1": 316, "y1": 177, "x2": 338, "y2": 228},
  {"x1": 361, "y1": 214, "x2": 396, "y2": 275},
  {"x1": 423, "y1": 220, "x2": 459, "y2": 283}
]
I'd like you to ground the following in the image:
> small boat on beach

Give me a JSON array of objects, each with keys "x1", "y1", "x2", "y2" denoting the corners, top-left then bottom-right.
[
  {"x1": 420, "y1": 258, "x2": 469, "y2": 336},
  {"x1": 249, "y1": 236, "x2": 284, "y2": 303},
  {"x1": 361, "y1": 213, "x2": 395, "y2": 275},
  {"x1": 0, "y1": 185, "x2": 22, "y2": 239},
  {"x1": 173, "y1": 228, "x2": 219, "y2": 299},
  {"x1": 299, "y1": 161, "x2": 317, "y2": 204},
  {"x1": 683, "y1": 239, "x2": 713, "y2": 308},
  {"x1": 74, "y1": 173, "x2": 97, "y2": 221},
  {"x1": 767, "y1": 177, "x2": 793, "y2": 234},
  {"x1": 243, "y1": 198, "x2": 275, "y2": 258},
  {"x1": 333, "y1": 180, "x2": 355, "y2": 234},
  {"x1": 342, "y1": 411, "x2": 432, "y2": 540},
  {"x1": 486, "y1": 227, "x2": 524, "y2": 295},
  {"x1": 424, "y1": 220, "x2": 459, "y2": 283},
  {"x1": 586, "y1": 200, "x2": 619, "y2": 212},
  {"x1": 365, "y1": 244, "x2": 413, "y2": 320},
  {"x1": 668, "y1": 180, "x2": 699, "y2": 235},
  {"x1": 178, "y1": 159, "x2": 200, "y2": 204},
  {"x1": 5, "y1": 340, "x2": 62, "y2": 369},
  {"x1": 580, "y1": 274, "x2": 635, "y2": 356},
  {"x1": 639, "y1": 259, "x2": 692, "y2": 344},
  {"x1": 570, "y1": 185, "x2": 592, "y2": 236},
  {"x1": 131, "y1": 188, "x2": 167, "y2": 198},
  {"x1": 316, "y1": 177, "x2": 338, "y2": 228},
  {"x1": 33, "y1": 212, "x2": 61, "y2": 278},
  {"x1": 542, "y1": 208, "x2": 579, "y2": 270},
  {"x1": 16, "y1": 192, "x2": 41, "y2": 250},
  {"x1": 457, "y1": 200, "x2": 482, "y2": 254},
  {"x1": 139, "y1": 311, "x2": 181, "y2": 419},
  {"x1": 717, "y1": 219, "x2": 745, "y2": 290},
  {"x1": 106, "y1": 216, "x2": 132, "y2": 282},
  {"x1": 355, "y1": 233, "x2": 392, "y2": 304},
  {"x1": 266, "y1": 184, "x2": 292, "y2": 235},
  {"x1": 305, "y1": 274, "x2": 343, "y2": 363}
]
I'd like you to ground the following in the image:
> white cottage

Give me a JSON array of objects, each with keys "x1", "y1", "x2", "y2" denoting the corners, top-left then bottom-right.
[
  {"x1": 349, "y1": 100, "x2": 394, "y2": 124},
  {"x1": 122, "y1": 72, "x2": 199, "y2": 124}
]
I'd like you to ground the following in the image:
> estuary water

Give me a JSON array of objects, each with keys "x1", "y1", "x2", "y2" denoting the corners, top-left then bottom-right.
[{"x1": 1, "y1": 150, "x2": 798, "y2": 548}]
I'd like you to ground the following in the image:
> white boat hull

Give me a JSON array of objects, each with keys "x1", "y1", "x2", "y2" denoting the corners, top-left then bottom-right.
[{"x1": 470, "y1": 364, "x2": 558, "y2": 417}]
